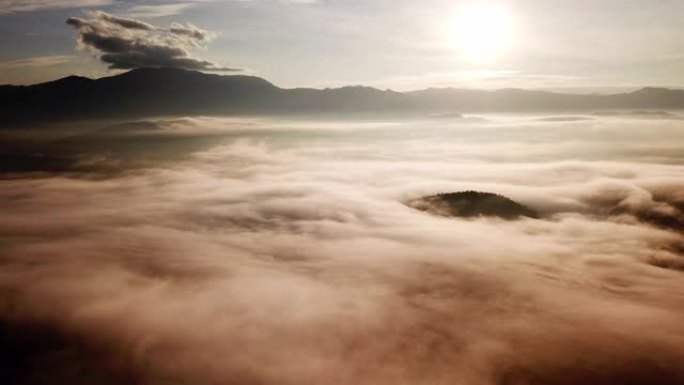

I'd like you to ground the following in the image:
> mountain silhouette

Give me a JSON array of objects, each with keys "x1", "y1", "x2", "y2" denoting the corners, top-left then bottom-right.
[
  {"x1": 2, "y1": 67, "x2": 684, "y2": 125},
  {"x1": 409, "y1": 191, "x2": 539, "y2": 220}
]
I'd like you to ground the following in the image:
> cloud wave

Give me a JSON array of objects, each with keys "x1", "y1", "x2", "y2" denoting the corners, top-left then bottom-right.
[{"x1": 0, "y1": 115, "x2": 683, "y2": 384}]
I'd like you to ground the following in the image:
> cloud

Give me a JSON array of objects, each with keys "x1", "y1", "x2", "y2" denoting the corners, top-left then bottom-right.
[
  {"x1": 127, "y1": 3, "x2": 198, "y2": 18},
  {"x1": 66, "y1": 11, "x2": 238, "y2": 71},
  {"x1": 0, "y1": 55, "x2": 73, "y2": 68},
  {"x1": 170, "y1": 22, "x2": 217, "y2": 42},
  {"x1": 94, "y1": 11, "x2": 156, "y2": 30},
  {"x1": 1, "y1": 115, "x2": 683, "y2": 384},
  {"x1": 0, "y1": 0, "x2": 113, "y2": 14}
]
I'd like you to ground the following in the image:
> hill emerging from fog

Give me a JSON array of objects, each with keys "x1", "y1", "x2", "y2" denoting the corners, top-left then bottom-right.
[
  {"x1": 409, "y1": 191, "x2": 540, "y2": 220},
  {"x1": 2, "y1": 67, "x2": 684, "y2": 124}
]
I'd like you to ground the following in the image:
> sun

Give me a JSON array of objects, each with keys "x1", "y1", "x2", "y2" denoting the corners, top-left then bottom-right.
[{"x1": 451, "y1": 4, "x2": 514, "y2": 62}]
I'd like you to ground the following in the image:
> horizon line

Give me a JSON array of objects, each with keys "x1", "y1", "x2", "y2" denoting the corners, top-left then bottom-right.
[{"x1": 3, "y1": 67, "x2": 684, "y2": 96}]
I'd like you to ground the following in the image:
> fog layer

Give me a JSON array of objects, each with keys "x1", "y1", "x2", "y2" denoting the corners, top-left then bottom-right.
[{"x1": 1, "y1": 114, "x2": 683, "y2": 385}]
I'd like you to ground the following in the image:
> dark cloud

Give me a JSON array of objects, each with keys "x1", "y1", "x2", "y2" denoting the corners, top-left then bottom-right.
[
  {"x1": 66, "y1": 11, "x2": 238, "y2": 71},
  {"x1": 1, "y1": 116, "x2": 683, "y2": 384}
]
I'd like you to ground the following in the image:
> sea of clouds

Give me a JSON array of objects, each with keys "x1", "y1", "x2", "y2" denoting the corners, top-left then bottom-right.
[{"x1": 1, "y1": 114, "x2": 683, "y2": 384}]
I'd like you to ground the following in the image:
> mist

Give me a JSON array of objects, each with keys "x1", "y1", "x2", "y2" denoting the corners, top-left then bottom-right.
[{"x1": 1, "y1": 114, "x2": 683, "y2": 385}]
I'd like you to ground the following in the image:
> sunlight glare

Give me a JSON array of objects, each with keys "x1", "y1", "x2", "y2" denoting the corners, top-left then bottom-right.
[{"x1": 452, "y1": 4, "x2": 514, "y2": 62}]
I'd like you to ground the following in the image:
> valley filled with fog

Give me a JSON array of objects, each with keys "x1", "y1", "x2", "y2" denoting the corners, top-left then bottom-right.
[{"x1": 1, "y1": 113, "x2": 683, "y2": 384}]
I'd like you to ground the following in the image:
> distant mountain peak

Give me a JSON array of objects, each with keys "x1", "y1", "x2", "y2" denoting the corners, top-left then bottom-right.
[
  {"x1": 43, "y1": 74, "x2": 94, "y2": 86},
  {"x1": 631, "y1": 86, "x2": 682, "y2": 94}
]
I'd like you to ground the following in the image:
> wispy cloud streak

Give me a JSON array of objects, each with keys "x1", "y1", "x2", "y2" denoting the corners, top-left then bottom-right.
[{"x1": 0, "y1": 0, "x2": 113, "y2": 14}]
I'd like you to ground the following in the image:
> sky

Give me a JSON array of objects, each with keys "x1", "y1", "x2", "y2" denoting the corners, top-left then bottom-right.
[{"x1": 1, "y1": 0, "x2": 684, "y2": 90}]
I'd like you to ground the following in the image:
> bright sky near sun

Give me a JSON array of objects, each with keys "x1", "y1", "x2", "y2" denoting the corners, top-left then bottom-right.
[
  {"x1": 1, "y1": 0, "x2": 684, "y2": 91},
  {"x1": 451, "y1": 4, "x2": 514, "y2": 63}
]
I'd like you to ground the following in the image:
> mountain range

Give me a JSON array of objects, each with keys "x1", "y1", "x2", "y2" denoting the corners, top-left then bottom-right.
[{"x1": 2, "y1": 67, "x2": 684, "y2": 125}]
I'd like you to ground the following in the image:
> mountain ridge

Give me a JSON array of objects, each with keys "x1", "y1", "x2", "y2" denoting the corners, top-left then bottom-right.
[{"x1": 2, "y1": 67, "x2": 684, "y2": 125}]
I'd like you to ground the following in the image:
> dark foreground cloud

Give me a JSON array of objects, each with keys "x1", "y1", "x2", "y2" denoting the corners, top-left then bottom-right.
[
  {"x1": 0, "y1": 116, "x2": 683, "y2": 384},
  {"x1": 66, "y1": 11, "x2": 238, "y2": 71}
]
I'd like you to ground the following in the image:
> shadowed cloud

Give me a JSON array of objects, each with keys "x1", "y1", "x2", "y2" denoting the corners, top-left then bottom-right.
[{"x1": 66, "y1": 11, "x2": 237, "y2": 71}]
